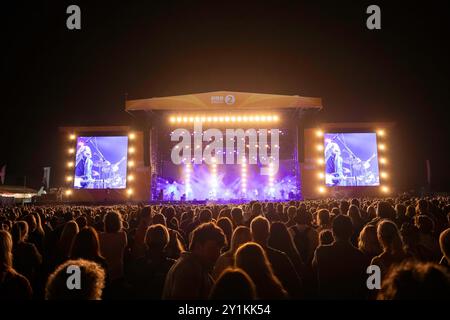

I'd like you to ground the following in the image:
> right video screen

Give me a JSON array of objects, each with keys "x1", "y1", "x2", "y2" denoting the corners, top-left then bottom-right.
[{"x1": 324, "y1": 132, "x2": 380, "y2": 187}]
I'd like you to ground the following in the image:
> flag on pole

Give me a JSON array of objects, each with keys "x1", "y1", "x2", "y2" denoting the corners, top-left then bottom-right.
[
  {"x1": 0, "y1": 165, "x2": 5, "y2": 184},
  {"x1": 42, "y1": 167, "x2": 51, "y2": 190}
]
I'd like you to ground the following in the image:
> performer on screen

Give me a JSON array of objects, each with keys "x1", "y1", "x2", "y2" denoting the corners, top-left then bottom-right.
[
  {"x1": 325, "y1": 141, "x2": 344, "y2": 186},
  {"x1": 75, "y1": 145, "x2": 94, "y2": 188}
]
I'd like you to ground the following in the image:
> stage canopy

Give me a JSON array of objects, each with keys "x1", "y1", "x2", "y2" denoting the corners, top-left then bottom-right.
[{"x1": 126, "y1": 91, "x2": 322, "y2": 112}]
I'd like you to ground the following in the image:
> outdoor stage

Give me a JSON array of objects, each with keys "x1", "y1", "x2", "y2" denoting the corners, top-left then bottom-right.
[{"x1": 58, "y1": 91, "x2": 393, "y2": 203}]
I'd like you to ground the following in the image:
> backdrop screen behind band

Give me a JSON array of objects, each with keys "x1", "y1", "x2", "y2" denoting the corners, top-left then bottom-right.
[
  {"x1": 156, "y1": 127, "x2": 299, "y2": 201},
  {"x1": 73, "y1": 136, "x2": 128, "y2": 189},
  {"x1": 324, "y1": 132, "x2": 380, "y2": 187}
]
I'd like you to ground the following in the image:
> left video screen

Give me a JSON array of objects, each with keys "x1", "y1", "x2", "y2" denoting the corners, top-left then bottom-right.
[{"x1": 73, "y1": 136, "x2": 129, "y2": 189}]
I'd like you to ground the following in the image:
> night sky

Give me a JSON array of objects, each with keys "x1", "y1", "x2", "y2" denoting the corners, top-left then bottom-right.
[{"x1": 2, "y1": 1, "x2": 449, "y2": 192}]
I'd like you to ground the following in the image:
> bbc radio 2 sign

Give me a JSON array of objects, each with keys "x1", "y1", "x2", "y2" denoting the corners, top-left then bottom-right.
[{"x1": 210, "y1": 95, "x2": 236, "y2": 105}]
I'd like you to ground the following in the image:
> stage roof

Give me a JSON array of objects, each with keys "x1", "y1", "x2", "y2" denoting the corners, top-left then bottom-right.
[{"x1": 125, "y1": 91, "x2": 322, "y2": 112}]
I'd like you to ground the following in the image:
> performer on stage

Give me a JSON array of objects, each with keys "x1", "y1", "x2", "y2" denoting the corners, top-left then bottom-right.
[
  {"x1": 325, "y1": 141, "x2": 344, "y2": 186},
  {"x1": 74, "y1": 145, "x2": 94, "y2": 188}
]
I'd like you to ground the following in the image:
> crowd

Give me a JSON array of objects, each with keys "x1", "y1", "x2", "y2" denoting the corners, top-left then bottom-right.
[{"x1": 1, "y1": 196, "x2": 450, "y2": 300}]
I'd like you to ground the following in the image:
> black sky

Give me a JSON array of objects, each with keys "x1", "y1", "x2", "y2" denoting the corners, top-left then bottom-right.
[{"x1": 2, "y1": 0, "x2": 450, "y2": 191}]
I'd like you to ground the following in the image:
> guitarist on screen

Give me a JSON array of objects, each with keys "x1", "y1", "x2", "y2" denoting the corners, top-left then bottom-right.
[
  {"x1": 74, "y1": 145, "x2": 94, "y2": 188},
  {"x1": 325, "y1": 141, "x2": 344, "y2": 186}
]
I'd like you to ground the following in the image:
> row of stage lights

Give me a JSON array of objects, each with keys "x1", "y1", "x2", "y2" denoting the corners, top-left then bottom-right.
[
  {"x1": 241, "y1": 157, "x2": 247, "y2": 194},
  {"x1": 268, "y1": 162, "x2": 276, "y2": 195},
  {"x1": 169, "y1": 114, "x2": 280, "y2": 124},
  {"x1": 210, "y1": 158, "x2": 218, "y2": 198},
  {"x1": 315, "y1": 129, "x2": 390, "y2": 196},
  {"x1": 64, "y1": 132, "x2": 136, "y2": 198},
  {"x1": 184, "y1": 162, "x2": 192, "y2": 199}
]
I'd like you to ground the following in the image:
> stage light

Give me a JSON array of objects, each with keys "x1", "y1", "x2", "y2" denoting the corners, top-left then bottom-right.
[
  {"x1": 67, "y1": 161, "x2": 74, "y2": 168},
  {"x1": 378, "y1": 144, "x2": 386, "y2": 151},
  {"x1": 377, "y1": 129, "x2": 385, "y2": 137},
  {"x1": 128, "y1": 160, "x2": 135, "y2": 167},
  {"x1": 66, "y1": 176, "x2": 73, "y2": 182},
  {"x1": 127, "y1": 174, "x2": 134, "y2": 181},
  {"x1": 185, "y1": 163, "x2": 191, "y2": 193},
  {"x1": 69, "y1": 134, "x2": 76, "y2": 140},
  {"x1": 316, "y1": 130, "x2": 324, "y2": 137},
  {"x1": 166, "y1": 113, "x2": 283, "y2": 124},
  {"x1": 317, "y1": 172, "x2": 325, "y2": 179},
  {"x1": 316, "y1": 144, "x2": 324, "y2": 152},
  {"x1": 127, "y1": 188, "x2": 133, "y2": 196},
  {"x1": 381, "y1": 186, "x2": 389, "y2": 193},
  {"x1": 65, "y1": 189, "x2": 72, "y2": 196},
  {"x1": 317, "y1": 158, "x2": 324, "y2": 165},
  {"x1": 380, "y1": 172, "x2": 388, "y2": 179},
  {"x1": 68, "y1": 148, "x2": 75, "y2": 154},
  {"x1": 380, "y1": 157, "x2": 387, "y2": 164},
  {"x1": 128, "y1": 147, "x2": 135, "y2": 154},
  {"x1": 129, "y1": 132, "x2": 136, "y2": 140},
  {"x1": 318, "y1": 186, "x2": 326, "y2": 194}
]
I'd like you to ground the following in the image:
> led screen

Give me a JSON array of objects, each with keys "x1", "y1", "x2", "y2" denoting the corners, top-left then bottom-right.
[
  {"x1": 73, "y1": 136, "x2": 128, "y2": 189},
  {"x1": 324, "y1": 133, "x2": 379, "y2": 187}
]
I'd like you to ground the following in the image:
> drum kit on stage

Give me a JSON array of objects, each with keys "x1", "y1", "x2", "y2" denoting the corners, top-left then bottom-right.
[
  {"x1": 341, "y1": 153, "x2": 378, "y2": 186},
  {"x1": 91, "y1": 157, "x2": 126, "y2": 188}
]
